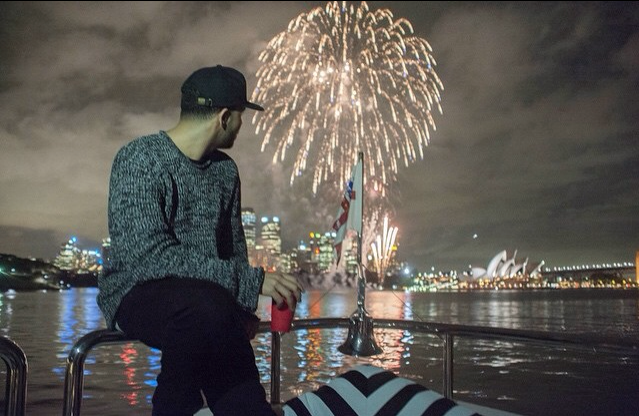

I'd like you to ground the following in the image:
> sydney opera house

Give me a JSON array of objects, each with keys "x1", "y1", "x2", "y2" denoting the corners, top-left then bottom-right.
[{"x1": 469, "y1": 250, "x2": 544, "y2": 280}]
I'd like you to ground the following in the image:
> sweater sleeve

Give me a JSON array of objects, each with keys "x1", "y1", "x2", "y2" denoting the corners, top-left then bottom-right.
[
  {"x1": 231, "y1": 176, "x2": 264, "y2": 311},
  {"x1": 107, "y1": 146, "x2": 239, "y2": 292}
]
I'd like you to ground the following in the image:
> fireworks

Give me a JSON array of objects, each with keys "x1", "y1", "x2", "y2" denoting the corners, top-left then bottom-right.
[
  {"x1": 370, "y1": 216, "x2": 398, "y2": 286},
  {"x1": 251, "y1": 1, "x2": 444, "y2": 197}
]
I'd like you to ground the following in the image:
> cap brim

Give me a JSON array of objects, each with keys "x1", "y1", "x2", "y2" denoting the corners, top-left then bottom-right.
[{"x1": 245, "y1": 101, "x2": 264, "y2": 111}]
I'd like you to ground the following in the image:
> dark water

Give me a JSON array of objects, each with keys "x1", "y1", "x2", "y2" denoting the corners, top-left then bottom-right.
[{"x1": 1, "y1": 288, "x2": 638, "y2": 415}]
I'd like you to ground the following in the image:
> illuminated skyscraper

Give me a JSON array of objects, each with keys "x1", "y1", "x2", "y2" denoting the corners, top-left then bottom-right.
[
  {"x1": 101, "y1": 237, "x2": 111, "y2": 268},
  {"x1": 260, "y1": 216, "x2": 281, "y2": 270},
  {"x1": 345, "y1": 238, "x2": 358, "y2": 275},
  {"x1": 306, "y1": 232, "x2": 321, "y2": 273},
  {"x1": 317, "y1": 232, "x2": 335, "y2": 272},
  {"x1": 54, "y1": 237, "x2": 81, "y2": 271},
  {"x1": 280, "y1": 253, "x2": 292, "y2": 273},
  {"x1": 294, "y1": 241, "x2": 314, "y2": 273},
  {"x1": 78, "y1": 249, "x2": 102, "y2": 273},
  {"x1": 241, "y1": 208, "x2": 257, "y2": 264},
  {"x1": 54, "y1": 237, "x2": 103, "y2": 273}
]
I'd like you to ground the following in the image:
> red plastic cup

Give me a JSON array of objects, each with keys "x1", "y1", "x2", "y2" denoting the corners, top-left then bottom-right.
[{"x1": 271, "y1": 299, "x2": 294, "y2": 332}]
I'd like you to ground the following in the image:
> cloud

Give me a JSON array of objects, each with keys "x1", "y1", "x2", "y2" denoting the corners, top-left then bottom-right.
[
  {"x1": 391, "y1": 2, "x2": 639, "y2": 268},
  {"x1": 0, "y1": 1, "x2": 309, "y2": 259},
  {"x1": 0, "y1": 1, "x2": 637, "y2": 269}
]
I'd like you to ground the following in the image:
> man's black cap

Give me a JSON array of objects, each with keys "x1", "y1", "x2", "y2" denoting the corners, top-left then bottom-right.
[{"x1": 181, "y1": 65, "x2": 264, "y2": 111}]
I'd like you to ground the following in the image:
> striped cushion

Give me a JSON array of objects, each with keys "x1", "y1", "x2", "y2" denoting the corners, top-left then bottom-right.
[{"x1": 283, "y1": 365, "x2": 482, "y2": 416}]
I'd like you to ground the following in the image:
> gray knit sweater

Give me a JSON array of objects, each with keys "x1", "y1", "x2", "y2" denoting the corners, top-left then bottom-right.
[{"x1": 97, "y1": 131, "x2": 264, "y2": 329}]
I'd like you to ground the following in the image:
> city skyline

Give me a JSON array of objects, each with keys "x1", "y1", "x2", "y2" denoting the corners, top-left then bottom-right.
[
  {"x1": 1, "y1": 2, "x2": 638, "y2": 270},
  {"x1": 37, "y1": 219, "x2": 637, "y2": 276}
]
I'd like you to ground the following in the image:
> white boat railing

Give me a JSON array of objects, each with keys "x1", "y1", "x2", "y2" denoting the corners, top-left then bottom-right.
[
  {"x1": 0, "y1": 336, "x2": 28, "y2": 416},
  {"x1": 62, "y1": 318, "x2": 639, "y2": 416}
]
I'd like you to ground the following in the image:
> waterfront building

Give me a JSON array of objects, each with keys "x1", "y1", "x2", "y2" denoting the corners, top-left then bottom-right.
[
  {"x1": 53, "y1": 237, "x2": 103, "y2": 274},
  {"x1": 101, "y1": 238, "x2": 111, "y2": 268},
  {"x1": 470, "y1": 250, "x2": 543, "y2": 280},
  {"x1": 260, "y1": 216, "x2": 281, "y2": 269},
  {"x1": 305, "y1": 232, "x2": 333, "y2": 273},
  {"x1": 254, "y1": 244, "x2": 279, "y2": 272},
  {"x1": 241, "y1": 208, "x2": 257, "y2": 265},
  {"x1": 78, "y1": 249, "x2": 102, "y2": 273},
  {"x1": 317, "y1": 232, "x2": 335, "y2": 272},
  {"x1": 293, "y1": 241, "x2": 315, "y2": 274},
  {"x1": 344, "y1": 238, "x2": 358, "y2": 275},
  {"x1": 53, "y1": 238, "x2": 81, "y2": 271},
  {"x1": 280, "y1": 253, "x2": 292, "y2": 273}
]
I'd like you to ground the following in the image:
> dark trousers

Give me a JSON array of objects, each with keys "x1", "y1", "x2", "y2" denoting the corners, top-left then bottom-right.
[{"x1": 115, "y1": 277, "x2": 274, "y2": 416}]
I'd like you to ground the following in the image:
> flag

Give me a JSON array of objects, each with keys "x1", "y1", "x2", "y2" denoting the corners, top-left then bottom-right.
[{"x1": 332, "y1": 157, "x2": 363, "y2": 265}]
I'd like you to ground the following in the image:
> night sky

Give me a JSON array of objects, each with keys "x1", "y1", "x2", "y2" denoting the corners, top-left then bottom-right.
[{"x1": 1, "y1": 1, "x2": 637, "y2": 271}]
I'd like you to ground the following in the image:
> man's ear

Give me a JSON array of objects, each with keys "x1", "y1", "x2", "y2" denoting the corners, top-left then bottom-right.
[{"x1": 219, "y1": 108, "x2": 230, "y2": 129}]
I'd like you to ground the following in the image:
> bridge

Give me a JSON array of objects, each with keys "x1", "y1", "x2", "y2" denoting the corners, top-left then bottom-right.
[{"x1": 541, "y1": 263, "x2": 636, "y2": 283}]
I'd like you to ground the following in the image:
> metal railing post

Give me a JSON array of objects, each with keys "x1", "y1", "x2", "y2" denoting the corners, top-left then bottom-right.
[
  {"x1": 63, "y1": 329, "x2": 133, "y2": 416},
  {"x1": 442, "y1": 333, "x2": 454, "y2": 399},
  {"x1": 1, "y1": 336, "x2": 28, "y2": 416},
  {"x1": 270, "y1": 331, "x2": 282, "y2": 405}
]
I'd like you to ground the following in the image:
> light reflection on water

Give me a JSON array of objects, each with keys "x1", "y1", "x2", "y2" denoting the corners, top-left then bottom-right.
[{"x1": 0, "y1": 288, "x2": 638, "y2": 415}]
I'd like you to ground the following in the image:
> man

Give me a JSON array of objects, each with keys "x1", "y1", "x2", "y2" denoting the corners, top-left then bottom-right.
[{"x1": 97, "y1": 65, "x2": 303, "y2": 416}]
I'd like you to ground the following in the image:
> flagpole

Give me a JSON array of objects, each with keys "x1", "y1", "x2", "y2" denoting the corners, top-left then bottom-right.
[
  {"x1": 356, "y1": 151, "x2": 365, "y2": 313},
  {"x1": 339, "y1": 151, "x2": 382, "y2": 356}
]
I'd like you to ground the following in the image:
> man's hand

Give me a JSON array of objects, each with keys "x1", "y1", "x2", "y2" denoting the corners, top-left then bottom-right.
[{"x1": 261, "y1": 272, "x2": 304, "y2": 309}]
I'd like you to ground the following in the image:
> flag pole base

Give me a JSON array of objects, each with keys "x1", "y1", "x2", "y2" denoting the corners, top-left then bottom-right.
[{"x1": 338, "y1": 309, "x2": 382, "y2": 357}]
